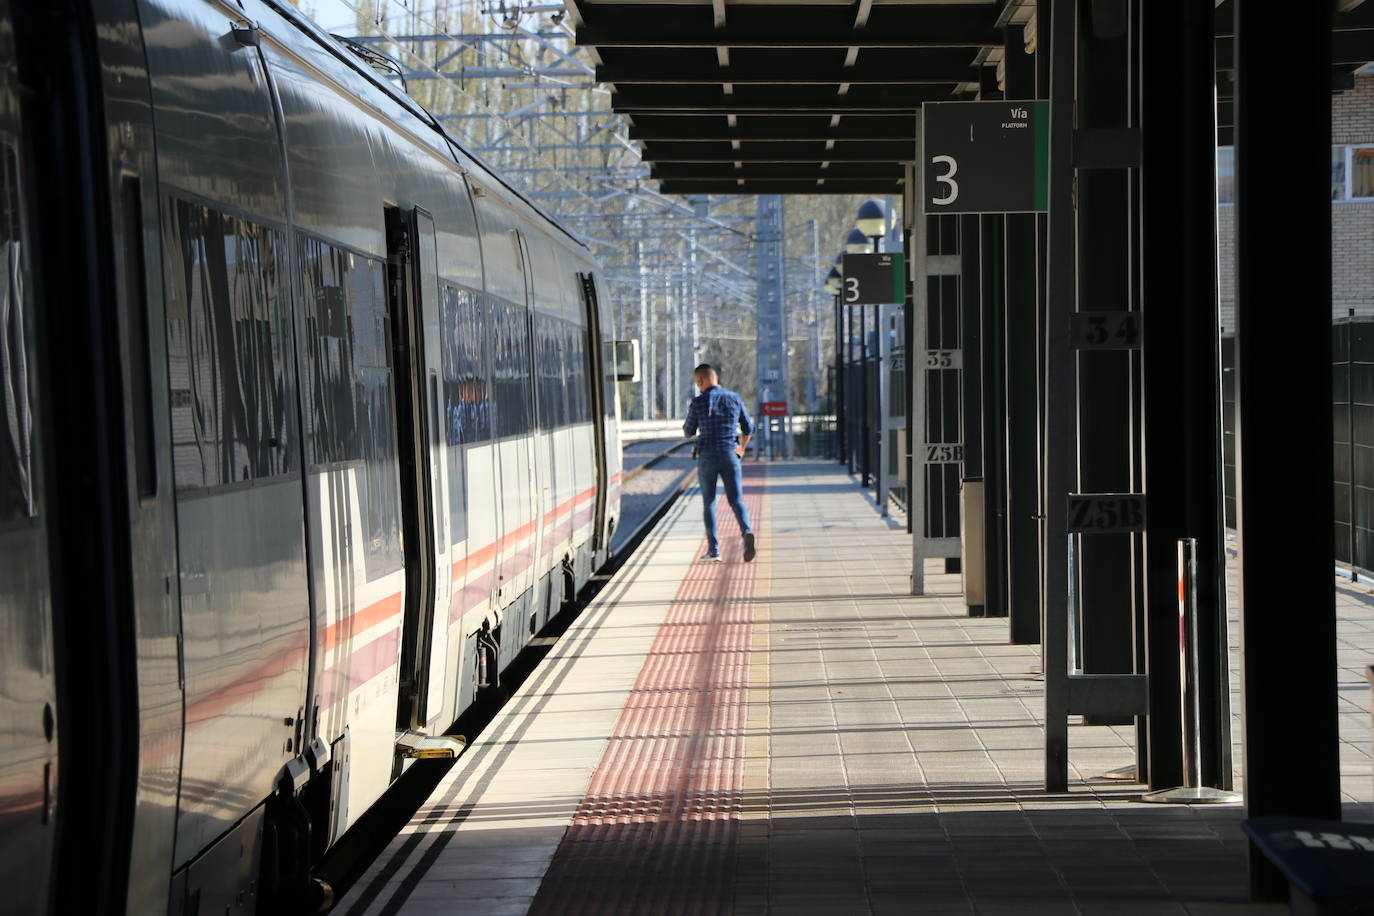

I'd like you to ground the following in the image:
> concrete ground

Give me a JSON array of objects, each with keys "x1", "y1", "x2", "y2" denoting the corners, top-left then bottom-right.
[{"x1": 340, "y1": 461, "x2": 1372, "y2": 916}]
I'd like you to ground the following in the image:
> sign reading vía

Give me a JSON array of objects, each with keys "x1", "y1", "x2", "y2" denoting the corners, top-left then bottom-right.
[
  {"x1": 922, "y1": 100, "x2": 1049, "y2": 214},
  {"x1": 841, "y1": 252, "x2": 906, "y2": 306}
]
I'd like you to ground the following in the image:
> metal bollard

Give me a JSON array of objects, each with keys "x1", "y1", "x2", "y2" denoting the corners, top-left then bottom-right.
[
  {"x1": 1067, "y1": 533, "x2": 1082, "y2": 675},
  {"x1": 1141, "y1": 538, "x2": 1240, "y2": 804}
]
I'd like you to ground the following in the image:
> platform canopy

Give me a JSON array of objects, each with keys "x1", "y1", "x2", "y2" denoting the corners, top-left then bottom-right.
[{"x1": 564, "y1": 0, "x2": 1374, "y2": 196}]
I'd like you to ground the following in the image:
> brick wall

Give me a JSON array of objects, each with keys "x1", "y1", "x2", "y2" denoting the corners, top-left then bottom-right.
[{"x1": 1217, "y1": 72, "x2": 1374, "y2": 331}]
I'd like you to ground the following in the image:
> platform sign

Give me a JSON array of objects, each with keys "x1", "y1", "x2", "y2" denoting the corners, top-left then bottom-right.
[
  {"x1": 925, "y1": 443, "x2": 964, "y2": 464},
  {"x1": 1069, "y1": 312, "x2": 1142, "y2": 350},
  {"x1": 925, "y1": 349, "x2": 962, "y2": 370},
  {"x1": 760, "y1": 401, "x2": 788, "y2": 417},
  {"x1": 922, "y1": 100, "x2": 1049, "y2": 213},
  {"x1": 1066, "y1": 493, "x2": 1146, "y2": 533},
  {"x1": 841, "y1": 252, "x2": 905, "y2": 305}
]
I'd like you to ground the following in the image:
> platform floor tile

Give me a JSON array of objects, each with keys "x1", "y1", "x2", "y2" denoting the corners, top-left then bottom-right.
[{"x1": 340, "y1": 461, "x2": 1370, "y2": 915}]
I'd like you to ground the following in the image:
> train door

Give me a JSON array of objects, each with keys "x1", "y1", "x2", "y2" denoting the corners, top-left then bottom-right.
[
  {"x1": 517, "y1": 231, "x2": 545, "y2": 633},
  {"x1": 0, "y1": 14, "x2": 56, "y2": 908},
  {"x1": 580, "y1": 272, "x2": 611, "y2": 554},
  {"x1": 517, "y1": 232, "x2": 552, "y2": 631},
  {"x1": 386, "y1": 205, "x2": 449, "y2": 729},
  {"x1": 413, "y1": 209, "x2": 452, "y2": 728},
  {"x1": 493, "y1": 230, "x2": 539, "y2": 630},
  {"x1": 12, "y1": 1, "x2": 190, "y2": 908}
]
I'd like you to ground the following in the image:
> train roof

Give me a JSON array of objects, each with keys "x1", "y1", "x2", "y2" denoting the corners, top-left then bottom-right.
[{"x1": 255, "y1": 0, "x2": 594, "y2": 258}]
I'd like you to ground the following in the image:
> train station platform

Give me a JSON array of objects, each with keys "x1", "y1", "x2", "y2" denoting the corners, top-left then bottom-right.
[{"x1": 339, "y1": 461, "x2": 1371, "y2": 916}]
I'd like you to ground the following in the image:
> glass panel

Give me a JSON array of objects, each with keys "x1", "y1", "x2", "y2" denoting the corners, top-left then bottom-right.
[
  {"x1": 493, "y1": 299, "x2": 533, "y2": 439},
  {"x1": 161, "y1": 198, "x2": 292, "y2": 489},
  {"x1": 440, "y1": 283, "x2": 491, "y2": 540},
  {"x1": 614, "y1": 340, "x2": 640, "y2": 382},
  {"x1": 297, "y1": 236, "x2": 402, "y2": 579},
  {"x1": 1333, "y1": 146, "x2": 1348, "y2": 201},
  {"x1": 1352, "y1": 147, "x2": 1374, "y2": 198},
  {"x1": 0, "y1": 142, "x2": 33, "y2": 520},
  {"x1": 1215, "y1": 146, "x2": 1235, "y2": 205}
]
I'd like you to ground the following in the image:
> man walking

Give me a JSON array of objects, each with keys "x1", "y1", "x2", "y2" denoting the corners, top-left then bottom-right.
[{"x1": 682, "y1": 364, "x2": 756, "y2": 563}]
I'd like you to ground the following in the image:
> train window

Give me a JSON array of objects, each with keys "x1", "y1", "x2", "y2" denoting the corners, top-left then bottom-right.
[
  {"x1": 161, "y1": 197, "x2": 293, "y2": 490},
  {"x1": 534, "y1": 313, "x2": 568, "y2": 431},
  {"x1": 561, "y1": 320, "x2": 577, "y2": 426},
  {"x1": 121, "y1": 176, "x2": 156, "y2": 499},
  {"x1": 0, "y1": 142, "x2": 33, "y2": 521},
  {"x1": 493, "y1": 299, "x2": 532, "y2": 440},
  {"x1": 558, "y1": 318, "x2": 573, "y2": 428},
  {"x1": 568, "y1": 322, "x2": 588, "y2": 424},
  {"x1": 296, "y1": 236, "x2": 403, "y2": 579},
  {"x1": 533, "y1": 314, "x2": 548, "y2": 430},
  {"x1": 440, "y1": 283, "x2": 491, "y2": 541}
]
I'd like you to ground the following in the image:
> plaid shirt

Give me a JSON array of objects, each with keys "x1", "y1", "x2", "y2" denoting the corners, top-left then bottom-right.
[{"x1": 683, "y1": 385, "x2": 753, "y2": 454}]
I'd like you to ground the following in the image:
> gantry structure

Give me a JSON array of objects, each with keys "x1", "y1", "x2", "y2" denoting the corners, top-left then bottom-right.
[{"x1": 318, "y1": 0, "x2": 866, "y2": 418}]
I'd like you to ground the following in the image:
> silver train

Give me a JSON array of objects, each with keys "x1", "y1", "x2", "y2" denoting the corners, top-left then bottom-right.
[{"x1": 0, "y1": 0, "x2": 627, "y2": 912}]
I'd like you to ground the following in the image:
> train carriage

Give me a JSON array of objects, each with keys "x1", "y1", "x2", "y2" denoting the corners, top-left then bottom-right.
[{"x1": 0, "y1": 0, "x2": 623, "y2": 912}]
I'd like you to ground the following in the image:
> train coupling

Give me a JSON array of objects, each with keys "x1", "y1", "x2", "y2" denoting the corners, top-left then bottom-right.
[{"x1": 396, "y1": 730, "x2": 467, "y2": 759}]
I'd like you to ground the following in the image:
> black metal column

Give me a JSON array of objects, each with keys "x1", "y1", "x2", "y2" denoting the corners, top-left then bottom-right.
[
  {"x1": 933, "y1": 216, "x2": 963, "y2": 573},
  {"x1": 848, "y1": 303, "x2": 858, "y2": 474},
  {"x1": 861, "y1": 304, "x2": 872, "y2": 485},
  {"x1": 1138, "y1": 0, "x2": 1229, "y2": 794},
  {"x1": 982, "y1": 214, "x2": 1008, "y2": 618},
  {"x1": 1074, "y1": 0, "x2": 1137, "y2": 719},
  {"x1": 835, "y1": 293, "x2": 845, "y2": 463},
  {"x1": 978, "y1": 66, "x2": 1010, "y2": 620},
  {"x1": 1233, "y1": 0, "x2": 1340, "y2": 899},
  {"x1": 960, "y1": 215, "x2": 985, "y2": 614},
  {"x1": 1036, "y1": 0, "x2": 1053, "y2": 652},
  {"x1": 1004, "y1": 23, "x2": 1042, "y2": 645},
  {"x1": 905, "y1": 227, "x2": 916, "y2": 535},
  {"x1": 1042, "y1": 0, "x2": 1075, "y2": 791}
]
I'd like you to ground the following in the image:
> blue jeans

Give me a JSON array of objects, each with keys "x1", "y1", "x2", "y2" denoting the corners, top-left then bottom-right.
[{"x1": 698, "y1": 450, "x2": 752, "y2": 555}]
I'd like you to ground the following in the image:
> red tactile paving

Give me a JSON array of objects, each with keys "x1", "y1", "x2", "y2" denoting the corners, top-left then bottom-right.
[{"x1": 529, "y1": 464, "x2": 767, "y2": 916}]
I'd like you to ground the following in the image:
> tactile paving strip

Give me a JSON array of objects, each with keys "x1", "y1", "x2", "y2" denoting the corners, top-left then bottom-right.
[{"x1": 528, "y1": 464, "x2": 766, "y2": 916}]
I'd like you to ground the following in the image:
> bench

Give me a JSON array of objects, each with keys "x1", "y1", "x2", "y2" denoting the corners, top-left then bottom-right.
[
  {"x1": 1242, "y1": 816, "x2": 1374, "y2": 915},
  {"x1": 1241, "y1": 668, "x2": 1374, "y2": 913}
]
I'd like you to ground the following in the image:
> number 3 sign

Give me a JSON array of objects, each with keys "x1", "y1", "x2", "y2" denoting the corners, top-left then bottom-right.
[{"x1": 922, "y1": 101, "x2": 1049, "y2": 214}]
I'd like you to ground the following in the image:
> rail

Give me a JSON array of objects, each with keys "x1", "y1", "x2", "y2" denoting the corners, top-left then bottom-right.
[{"x1": 621, "y1": 438, "x2": 694, "y2": 485}]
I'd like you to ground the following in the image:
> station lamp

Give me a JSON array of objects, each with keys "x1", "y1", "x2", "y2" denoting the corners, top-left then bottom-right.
[
  {"x1": 855, "y1": 199, "x2": 887, "y2": 246},
  {"x1": 844, "y1": 228, "x2": 873, "y2": 255},
  {"x1": 824, "y1": 266, "x2": 842, "y2": 297}
]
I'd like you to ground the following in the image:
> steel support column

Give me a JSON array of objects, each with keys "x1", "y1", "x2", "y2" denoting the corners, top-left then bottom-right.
[
  {"x1": 960, "y1": 215, "x2": 985, "y2": 615},
  {"x1": 849, "y1": 303, "x2": 860, "y2": 474},
  {"x1": 1138, "y1": 0, "x2": 1229, "y2": 794},
  {"x1": 1042, "y1": 0, "x2": 1075, "y2": 792},
  {"x1": 911, "y1": 114, "x2": 930, "y2": 592},
  {"x1": 981, "y1": 213, "x2": 1008, "y2": 618},
  {"x1": 904, "y1": 162, "x2": 917, "y2": 537},
  {"x1": 1075, "y1": 0, "x2": 1137, "y2": 724},
  {"x1": 862, "y1": 304, "x2": 873, "y2": 484},
  {"x1": 836, "y1": 292, "x2": 846, "y2": 462},
  {"x1": 1004, "y1": 23, "x2": 1042, "y2": 645},
  {"x1": 1233, "y1": 0, "x2": 1339, "y2": 898},
  {"x1": 755, "y1": 195, "x2": 787, "y2": 457},
  {"x1": 935, "y1": 216, "x2": 963, "y2": 576}
]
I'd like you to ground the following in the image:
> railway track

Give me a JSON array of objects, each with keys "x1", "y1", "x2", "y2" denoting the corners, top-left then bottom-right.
[
  {"x1": 620, "y1": 437, "x2": 693, "y2": 481},
  {"x1": 613, "y1": 439, "x2": 698, "y2": 554}
]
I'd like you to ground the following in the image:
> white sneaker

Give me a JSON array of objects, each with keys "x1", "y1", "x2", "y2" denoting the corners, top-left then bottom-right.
[{"x1": 700, "y1": 552, "x2": 723, "y2": 562}]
